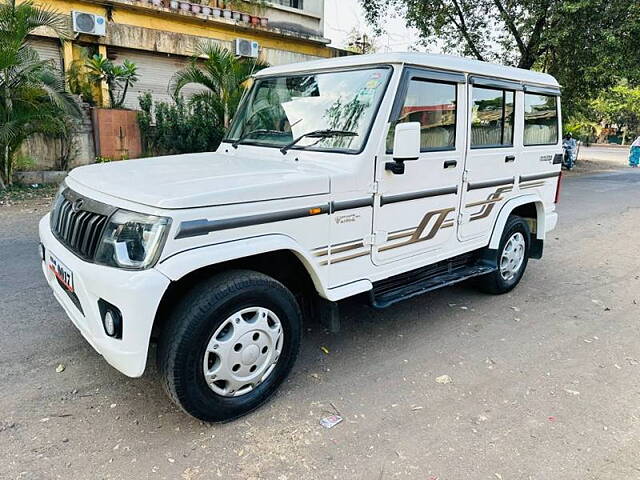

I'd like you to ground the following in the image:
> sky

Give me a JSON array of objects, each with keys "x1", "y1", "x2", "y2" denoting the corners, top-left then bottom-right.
[{"x1": 323, "y1": 0, "x2": 431, "y2": 53}]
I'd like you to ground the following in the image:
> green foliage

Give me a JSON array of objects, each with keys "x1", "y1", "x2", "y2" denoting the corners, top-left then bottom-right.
[
  {"x1": 564, "y1": 116, "x2": 599, "y2": 144},
  {"x1": 0, "y1": 0, "x2": 81, "y2": 189},
  {"x1": 66, "y1": 47, "x2": 96, "y2": 105},
  {"x1": 591, "y1": 83, "x2": 640, "y2": 143},
  {"x1": 170, "y1": 42, "x2": 268, "y2": 129},
  {"x1": 86, "y1": 54, "x2": 139, "y2": 108},
  {"x1": 13, "y1": 153, "x2": 35, "y2": 171},
  {"x1": 137, "y1": 92, "x2": 225, "y2": 156},
  {"x1": 360, "y1": 0, "x2": 640, "y2": 117}
]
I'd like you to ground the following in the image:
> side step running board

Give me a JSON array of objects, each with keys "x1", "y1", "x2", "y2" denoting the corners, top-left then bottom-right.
[{"x1": 370, "y1": 255, "x2": 496, "y2": 309}]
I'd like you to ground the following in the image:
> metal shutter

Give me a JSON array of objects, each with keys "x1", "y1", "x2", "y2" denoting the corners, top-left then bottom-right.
[
  {"x1": 109, "y1": 48, "x2": 204, "y2": 110},
  {"x1": 28, "y1": 37, "x2": 63, "y2": 71}
]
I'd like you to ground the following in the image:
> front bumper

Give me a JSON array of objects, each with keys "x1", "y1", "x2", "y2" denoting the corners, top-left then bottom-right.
[{"x1": 39, "y1": 214, "x2": 170, "y2": 377}]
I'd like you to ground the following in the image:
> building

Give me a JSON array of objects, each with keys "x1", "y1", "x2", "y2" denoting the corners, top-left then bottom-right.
[
  {"x1": 17, "y1": 0, "x2": 344, "y2": 173},
  {"x1": 29, "y1": 0, "x2": 335, "y2": 108}
]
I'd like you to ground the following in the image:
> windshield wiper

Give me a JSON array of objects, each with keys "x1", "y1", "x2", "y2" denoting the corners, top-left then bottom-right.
[
  {"x1": 280, "y1": 129, "x2": 357, "y2": 154},
  {"x1": 231, "y1": 129, "x2": 288, "y2": 149}
]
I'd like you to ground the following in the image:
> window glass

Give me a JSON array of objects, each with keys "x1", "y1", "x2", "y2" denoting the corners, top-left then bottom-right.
[
  {"x1": 226, "y1": 67, "x2": 390, "y2": 152},
  {"x1": 387, "y1": 79, "x2": 457, "y2": 151},
  {"x1": 471, "y1": 87, "x2": 515, "y2": 147},
  {"x1": 524, "y1": 94, "x2": 558, "y2": 145}
]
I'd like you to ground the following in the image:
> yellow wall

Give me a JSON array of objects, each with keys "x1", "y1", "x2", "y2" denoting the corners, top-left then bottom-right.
[{"x1": 38, "y1": 0, "x2": 332, "y2": 58}]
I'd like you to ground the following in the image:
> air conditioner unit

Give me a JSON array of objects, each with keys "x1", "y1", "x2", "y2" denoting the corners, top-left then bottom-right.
[
  {"x1": 72, "y1": 11, "x2": 107, "y2": 36},
  {"x1": 235, "y1": 38, "x2": 260, "y2": 58}
]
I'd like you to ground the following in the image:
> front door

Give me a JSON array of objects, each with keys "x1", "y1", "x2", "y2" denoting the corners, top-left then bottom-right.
[
  {"x1": 372, "y1": 68, "x2": 467, "y2": 266},
  {"x1": 458, "y1": 79, "x2": 521, "y2": 242}
]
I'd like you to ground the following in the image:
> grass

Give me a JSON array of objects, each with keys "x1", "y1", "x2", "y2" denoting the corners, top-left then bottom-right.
[{"x1": 0, "y1": 183, "x2": 58, "y2": 205}]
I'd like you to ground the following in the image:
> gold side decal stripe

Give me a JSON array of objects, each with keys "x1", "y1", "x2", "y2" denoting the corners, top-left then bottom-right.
[{"x1": 315, "y1": 184, "x2": 513, "y2": 264}]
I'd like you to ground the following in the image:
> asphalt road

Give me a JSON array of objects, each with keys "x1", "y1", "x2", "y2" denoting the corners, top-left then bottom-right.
[{"x1": 2, "y1": 169, "x2": 640, "y2": 480}]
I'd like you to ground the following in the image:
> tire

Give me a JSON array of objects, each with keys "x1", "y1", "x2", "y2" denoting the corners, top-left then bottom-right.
[
  {"x1": 157, "y1": 270, "x2": 302, "y2": 422},
  {"x1": 476, "y1": 216, "x2": 531, "y2": 295}
]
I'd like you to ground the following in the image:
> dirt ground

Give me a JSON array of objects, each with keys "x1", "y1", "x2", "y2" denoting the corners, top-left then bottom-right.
[{"x1": 2, "y1": 168, "x2": 640, "y2": 479}]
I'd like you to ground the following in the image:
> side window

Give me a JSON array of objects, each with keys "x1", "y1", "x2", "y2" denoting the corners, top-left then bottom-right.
[
  {"x1": 524, "y1": 94, "x2": 558, "y2": 146},
  {"x1": 387, "y1": 79, "x2": 457, "y2": 152},
  {"x1": 471, "y1": 87, "x2": 515, "y2": 148}
]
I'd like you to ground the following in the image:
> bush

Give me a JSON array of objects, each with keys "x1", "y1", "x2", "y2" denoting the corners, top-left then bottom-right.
[{"x1": 138, "y1": 92, "x2": 225, "y2": 156}]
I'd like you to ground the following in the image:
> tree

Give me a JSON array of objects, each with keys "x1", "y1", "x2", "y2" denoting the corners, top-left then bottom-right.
[
  {"x1": 170, "y1": 42, "x2": 267, "y2": 129},
  {"x1": 360, "y1": 0, "x2": 640, "y2": 115},
  {"x1": 86, "y1": 54, "x2": 139, "y2": 108},
  {"x1": 0, "y1": 0, "x2": 81, "y2": 189},
  {"x1": 591, "y1": 83, "x2": 640, "y2": 144}
]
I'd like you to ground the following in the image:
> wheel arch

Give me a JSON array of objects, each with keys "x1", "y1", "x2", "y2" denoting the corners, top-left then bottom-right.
[
  {"x1": 151, "y1": 235, "x2": 326, "y2": 340},
  {"x1": 489, "y1": 195, "x2": 547, "y2": 251}
]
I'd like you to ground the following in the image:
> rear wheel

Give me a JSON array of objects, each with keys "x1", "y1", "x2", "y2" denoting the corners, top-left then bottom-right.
[
  {"x1": 476, "y1": 216, "x2": 531, "y2": 294},
  {"x1": 157, "y1": 270, "x2": 302, "y2": 422}
]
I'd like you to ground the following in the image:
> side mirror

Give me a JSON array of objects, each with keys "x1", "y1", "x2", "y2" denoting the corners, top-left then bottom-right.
[{"x1": 386, "y1": 122, "x2": 421, "y2": 175}]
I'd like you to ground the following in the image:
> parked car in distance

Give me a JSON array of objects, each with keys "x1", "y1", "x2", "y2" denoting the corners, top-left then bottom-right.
[{"x1": 40, "y1": 53, "x2": 563, "y2": 422}]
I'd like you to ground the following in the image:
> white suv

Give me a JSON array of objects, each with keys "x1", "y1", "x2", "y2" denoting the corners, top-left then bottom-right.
[{"x1": 40, "y1": 53, "x2": 562, "y2": 421}]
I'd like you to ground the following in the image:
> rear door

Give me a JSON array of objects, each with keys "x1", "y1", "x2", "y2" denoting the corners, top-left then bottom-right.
[
  {"x1": 458, "y1": 77, "x2": 522, "y2": 243},
  {"x1": 372, "y1": 67, "x2": 467, "y2": 265}
]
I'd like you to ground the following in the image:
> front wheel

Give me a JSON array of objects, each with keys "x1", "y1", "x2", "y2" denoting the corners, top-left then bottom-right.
[
  {"x1": 476, "y1": 216, "x2": 531, "y2": 294},
  {"x1": 157, "y1": 270, "x2": 302, "y2": 422}
]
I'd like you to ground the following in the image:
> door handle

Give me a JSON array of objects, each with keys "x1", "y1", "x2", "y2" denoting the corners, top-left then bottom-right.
[
  {"x1": 505, "y1": 155, "x2": 516, "y2": 163},
  {"x1": 444, "y1": 160, "x2": 457, "y2": 169}
]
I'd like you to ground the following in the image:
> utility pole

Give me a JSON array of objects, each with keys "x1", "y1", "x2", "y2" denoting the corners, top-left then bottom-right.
[{"x1": 349, "y1": 34, "x2": 374, "y2": 54}]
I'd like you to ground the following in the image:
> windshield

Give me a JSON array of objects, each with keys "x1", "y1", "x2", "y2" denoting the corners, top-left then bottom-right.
[{"x1": 226, "y1": 67, "x2": 392, "y2": 152}]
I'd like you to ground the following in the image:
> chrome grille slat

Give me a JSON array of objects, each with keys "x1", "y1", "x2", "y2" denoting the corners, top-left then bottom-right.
[{"x1": 51, "y1": 196, "x2": 108, "y2": 260}]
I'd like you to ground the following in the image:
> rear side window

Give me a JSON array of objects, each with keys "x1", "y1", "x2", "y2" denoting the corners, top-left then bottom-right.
[
  {"x1": 524, "y1": 94, "x2": 559, "y2": 146},
  {"x1": 471, "y1": 87, "x2": 515, "y2": 148},
  {"x1": 387, "y1": 79, "x2": 457, "y2": 152}
]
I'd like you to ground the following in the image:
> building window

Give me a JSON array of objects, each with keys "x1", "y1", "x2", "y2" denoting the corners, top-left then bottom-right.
[
  {"x1": 524, "y1": 93, "x2": 558, "y2": 146},
  {"x1": 471, "y1": 87, "x2": 515, "y2": 148},
  {"x1": 388, "y1": 79, "x2": 457, "y2": 152},
  {"x1": 272, "y1": 0, "x2": 303, "y2": 9}
]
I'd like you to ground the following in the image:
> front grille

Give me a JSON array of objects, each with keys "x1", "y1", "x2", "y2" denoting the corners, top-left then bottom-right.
[{"x1": 51, "y1": 195, "x2": 109, "y2": 260}]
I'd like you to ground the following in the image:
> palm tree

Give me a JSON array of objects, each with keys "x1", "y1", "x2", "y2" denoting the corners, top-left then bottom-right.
[
  {"x1": 170, "y1": 43, "x2": 267, "y2": 130},
  {"x1": 0, "y1": 0, "x2": 80, "y2": 189}
]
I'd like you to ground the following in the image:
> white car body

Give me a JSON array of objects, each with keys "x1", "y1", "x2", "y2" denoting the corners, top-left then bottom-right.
[{"x1": 40, "y1": 52, "x2": 562, "y2": 378}]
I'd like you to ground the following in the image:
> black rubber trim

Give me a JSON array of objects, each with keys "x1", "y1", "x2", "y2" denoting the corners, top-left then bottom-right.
[
  {"x1": 519, "y1": 171, "x2": 560, "y2": 182},
  {"x1": 380, "y1": 186, "x2": 458, "y2": 206},
  {"x1": 175, "y1": 204, "x2": 330, "y2": 239},
  {"x1": 467, "y1": 178, "x2": 514, "y2": 191},
  {"x1": 469, "y1": 76, "x2": 523, "y2": 91},
  {"x1": 523, "y1": 84, "x2": 561, "y2": 96},
  {"x1": 331, "y1": 198, "x2": 374, "y2": 212}
]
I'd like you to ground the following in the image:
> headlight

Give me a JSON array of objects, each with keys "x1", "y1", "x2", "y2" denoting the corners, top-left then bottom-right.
[{"x1": 95, "y1": 210, "x2": 171, "y2": 270}]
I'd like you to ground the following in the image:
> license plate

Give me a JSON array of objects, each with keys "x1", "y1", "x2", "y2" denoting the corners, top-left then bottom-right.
[{"x1": 48, "y1": 253, "x2": 74, "y2": 293}]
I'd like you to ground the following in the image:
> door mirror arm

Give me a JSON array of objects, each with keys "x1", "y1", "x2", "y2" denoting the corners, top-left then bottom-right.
[{"x1": 385, "y1": 159, "x2": 406, "y2": 174}]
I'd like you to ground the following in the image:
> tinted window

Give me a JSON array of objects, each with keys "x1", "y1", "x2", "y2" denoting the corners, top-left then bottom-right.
[
  {"x1": 471, "y1": 87, "x2": 515, "y2": 147},
  {"x1": 524, "y1": 94, "x2": 558, "y2": 145},
  {"x1": 388, "y1": 79, "x2": 457, "y2": 151}
]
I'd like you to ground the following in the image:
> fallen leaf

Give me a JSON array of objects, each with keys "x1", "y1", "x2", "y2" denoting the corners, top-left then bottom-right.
[{"x1": 435, "y1": 375, "x2": 452, "y2": 385}]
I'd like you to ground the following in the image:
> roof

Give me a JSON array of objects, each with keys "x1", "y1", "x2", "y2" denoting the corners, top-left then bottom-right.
[{"x1": 256, "y1": 52, "x2": 560, "y2": 88}]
